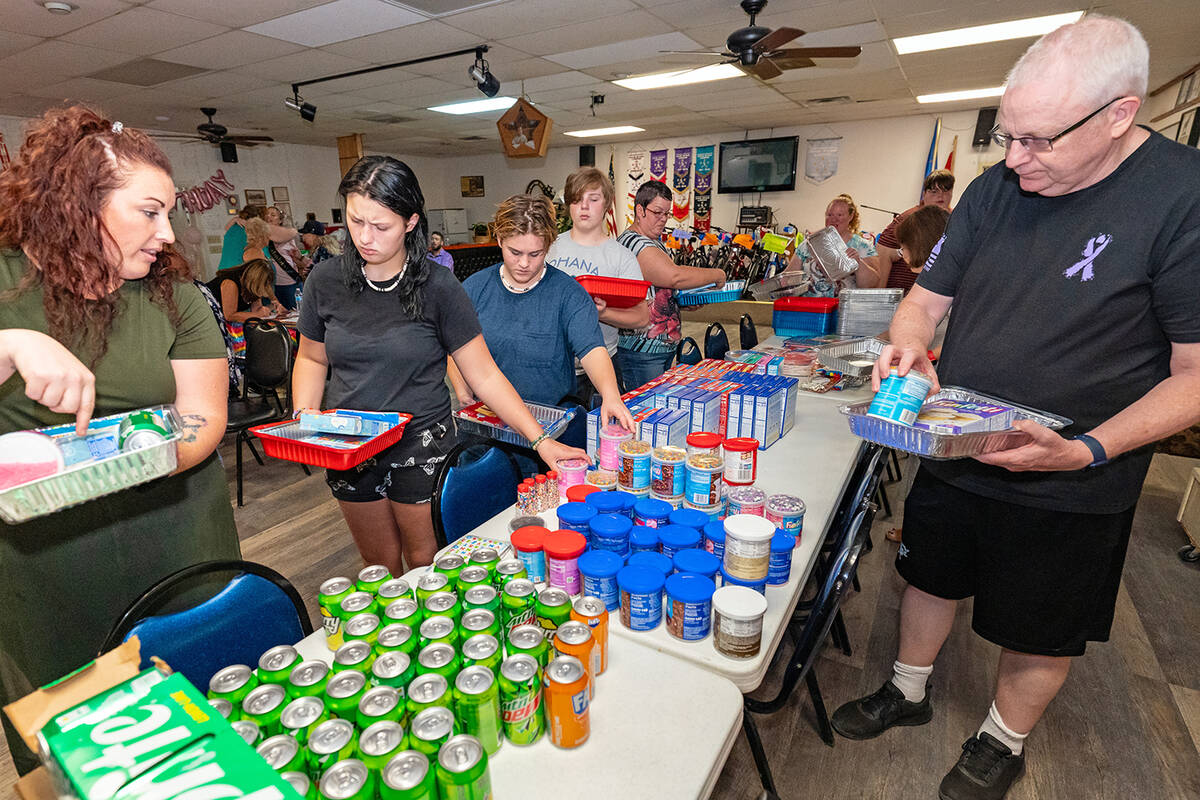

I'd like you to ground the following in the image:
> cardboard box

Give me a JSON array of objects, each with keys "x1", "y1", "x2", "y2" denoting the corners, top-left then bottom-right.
[{"x1": 1177, "y1": 466, "x2": 1200, "y2": 548}]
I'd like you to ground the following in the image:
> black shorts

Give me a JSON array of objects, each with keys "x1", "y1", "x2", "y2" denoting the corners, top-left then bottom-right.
[
  {"x1": 325, "y1": 418, "x2": 457, "y2": 504},
  {"x1": 896, "y1": 467, "x2": 1135, "y2": 657}
]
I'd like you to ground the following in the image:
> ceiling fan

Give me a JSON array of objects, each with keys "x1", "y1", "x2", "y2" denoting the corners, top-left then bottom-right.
[
  {"x1": 152, "y1": 108, "x2": 275, "y2": 148},
  {"x1": 662, "y1": 0, "x2": 862, "y2": 80}
]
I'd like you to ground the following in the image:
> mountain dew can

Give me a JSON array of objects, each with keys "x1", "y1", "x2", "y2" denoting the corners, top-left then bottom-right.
[
  {"x1": 357, "y1": 564, "x2": 392, "y2": 594},
  {"x1": 257, "y1": 733, "x2": 306, "y2": 773},
  {"x1": 406, "y1": 674, "x2": 451, "y2": 717},
  {"x1": 452, "y1": 667, "x2": 502, "y2": 756},
  {"x1": 376, "y1": 623, "x2": 416, "y2": 657},
  {"x1": 288, "y1": 660, "x2": 331, "y2": 699},
  {"x1": 460, "y1": 634, "x2": 502, "y2": 676},
  {"x1": 418, "y1": 615, "x2": 458, "y2": 648},
  {"x1": 409, "y1": 706, "x2": 455, "y2": 758},
  {"x1": 208, "y1": 663, "x2": 257, "y2": 705},
  {"x1": 459, "y1": 609, "x2": 500, "y2": 642},
  {"x1": 358, "y1": 720, "x2": 407, "y2": 772},
  {"x1": 377, "y1": 578, "x2": 413, "y2": 605},
  {"x1": 282, "y1": 771, "x2": 318, "y2": 800},
  {"x1": 436, "y1": 735, "x2": 492, "y2": 800},
  {"x1": 281, "y1": 695, "x2": 329, "y2": 745},
  {"x1": 500, "y1": 579, "x2": 536, "y2": 636},
  {"x1": 415, "y1": 642, "x2": 461, "y2": 681},
  {"x1": 535, "y1": 588, "x2": 571, "y2": 641},
  {"x1": 358, "y1": 685, "x2": 405, "y2": 729},
  {"x1": 307, "y1": 718, "x2": 358, "y2": 778},
  {"x1": 384, "y1": 598, "x2": 421, "y2": 629},
  {"x1": 371, "y1": 651, "x2": 416, "y2": 692},
  {"x1": 455, "y1": 566, "x2": 489, "y2": 594},
  {"x1": 117, "y1": 409, "x2": 168, "y2": 451},
  {"x1": 380, "y1": 751, "x2": 435, "y2": 800},
  {"x1": 463, "y1": 585, "x2": 500, "y2": 616},
  {"x1": 258, "y1": 645, "x2": 302, "y2": 685},
  {"x1": 232, "y1": 719, "x2": 263, "y2": 748},
  {"x1": 494, "y1": 559, "x2": 527, "y2": 587},
  {"x1": 507, "y1": 625, "x2": 549, "y2": 669},
  {"x1": 208, "y1": 697, "x2": 233, "y2": 720},
  {"x1": 498, "y1": 655, "x2": 543, "y2": 746},
  {"x1": 319, "y1": 577, "x2": 355, "y2": 649},
  {"x1": 467, "y1": 548, "x2": 500, "y2": 582},
  {"x1": 423, "y1": 591, "x2": 461, "y2": 623},
  {"x1": 333, "y1": 640, "x2": 375, "y2": 675},
  {"x1": 317, "y1": 758, "x2": 375, "y2": 800},
  {"x1": 434, "y1": 554, "x2": 466, "y2": 585},
  {"x1": 415, "y1": 572, "x2": 450, "y2": 604},
  {"x1": 242, "y1": 683, "x2": 288, "y2": 737},
  {"x1": 324, "y1": 670, "x2": 368, "y2": 720}
]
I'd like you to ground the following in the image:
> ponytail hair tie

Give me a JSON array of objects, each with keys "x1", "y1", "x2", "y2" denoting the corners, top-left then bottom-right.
[{"x1": 111, "y1": 121, "x2": 123, "y2": 134}]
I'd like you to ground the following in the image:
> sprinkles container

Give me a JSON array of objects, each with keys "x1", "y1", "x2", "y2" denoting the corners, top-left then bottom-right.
[
  {"x1": 683, "y1": 497, "x2": 726, "y2": 523},
  {"x1": 577, "y1": 550, "x2": 623, "y2": 611},
  {"x1": 867, "y1": 368, "x2": 933, "y2": 426},
  {"x1": 597, "y1": 424, "x2": 633, "y2": 471},
  {"x1": 557, "y1": 458, "x2": 589, "y2": 500},
  {"x1": 765, "y1": 494, "x2": 806, "y2": 541},
  {"x1": 651, "y1": 491, "x2": 683, "y2": 510},
  {"x1": 726, "y1": 486, "x2": 766, "y2": 517},
  {"x1": 617, "y1": 439, "x2": 652, "y2": 491},
  {"x1": 585, "y1": 469, "x2": 618, "y2": 491},
  {"x1": 650, "y1": 446, "x2": 686, "y2": 498},
  {"x1": 685, "y1": 432, "x2": 722, "y2": 460},
  {"x1": 684, "y1": 454, "x2": 724, "y2": 506}
]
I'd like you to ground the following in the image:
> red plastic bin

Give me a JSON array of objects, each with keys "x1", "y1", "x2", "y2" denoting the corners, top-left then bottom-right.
[
  {"x1": 772, "y1": 297, "x2": 839, "y2": 312},
  {"x1": 575, "y1": 275, "x2": 651, "y2": 309},
  {"x1": 250, "y1": 413, "x2": 411, "y2": 469}
]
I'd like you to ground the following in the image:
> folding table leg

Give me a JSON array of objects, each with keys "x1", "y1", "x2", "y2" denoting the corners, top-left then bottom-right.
[
  {"x1": 742, "y1": 709, "x2": 778, "y2": 796},
  {"x1": 832, "y1": 609, "x2": 852, "y2": 657},
  {"x1": 806, "y1": 669, "x2": 835, "y2": 747},
  {"x1": 236, "y1": 433, "x2": 245, "y2": 507}
]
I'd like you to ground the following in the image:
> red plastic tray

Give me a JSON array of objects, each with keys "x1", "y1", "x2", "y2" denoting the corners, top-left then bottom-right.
[
  {"x1": 774, "y1": 297, "x2": 839, "y2": 312},
  {"x1": 249, "y1": 413, "x2": 411, "y2": 470},
  {"x1": 575, "y1": 275, "x2": 651, "y2": 309}
]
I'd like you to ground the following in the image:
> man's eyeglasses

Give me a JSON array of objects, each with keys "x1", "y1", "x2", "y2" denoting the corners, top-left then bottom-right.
[{"x1": 990, "y1": 97, "x2": 1122, "y2": 153}]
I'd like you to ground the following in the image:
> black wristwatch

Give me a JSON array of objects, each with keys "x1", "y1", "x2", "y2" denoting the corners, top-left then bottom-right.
[{"x1": 1074, "y1": 433, "x2": 1108, "y2": 467}]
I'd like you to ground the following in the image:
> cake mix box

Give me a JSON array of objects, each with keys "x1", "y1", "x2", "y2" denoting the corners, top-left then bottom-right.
[{"x1": 913, "y1": 399, "x2": 1016, "y2": 435}]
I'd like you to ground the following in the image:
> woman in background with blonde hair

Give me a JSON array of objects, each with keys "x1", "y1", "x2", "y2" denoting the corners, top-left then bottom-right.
[{"x1": 788, "y1": 192, "x2": 878, "y2": 297}]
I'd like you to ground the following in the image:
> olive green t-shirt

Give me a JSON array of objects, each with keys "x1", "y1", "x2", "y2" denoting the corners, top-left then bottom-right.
[{"x1": 0, "y1": 248, "x2": 226, "y2": 433}]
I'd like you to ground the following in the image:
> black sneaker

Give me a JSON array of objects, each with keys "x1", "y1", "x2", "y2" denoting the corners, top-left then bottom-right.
[
  {"x1": 830, "y1": 680, "x2": 932, "y2": 740},
  {"x1": 938, "y1": 732, "x2": 1025, "y2": 800}
]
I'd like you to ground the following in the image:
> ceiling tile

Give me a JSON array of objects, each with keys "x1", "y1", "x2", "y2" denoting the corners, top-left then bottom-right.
[
  {"x1": 0, "y1": 40, "x2": 134, "y2": 82},
  {"x1": 145, "y1": 0, "x2": 332, "y2": 28},
  {"x1": 0, "y1": 0, "x2": 133, "y2": 37},
  {"x1": 0, "y1": 95, "x2": 62, "y2": 118},
  {"x1": 680, "y1": 2, "x2": 878, "y2": 49},
  {"x1": 231, "y1": 49, "x2": 372, "y2": 84},
  {"x1": 0, "y1": 29, "x2": 44, "y2": 56},
  {"x1": 354, "y1": 76, "x2": 464, "y2": 102},
  {"x1": 246, "y1": 0, "x2": 427, "y2": 47},
  {"x1": 27, "y1": 76, "x2": 135, "y2": 102},
  {"x1": 321, "y1": 20, "x2": 482, "y2": 63},
  {"x1": 162, "y1": 70, "x2": 278, "y2": 100},
  {"x1": 510, "y1": 15, "x2": 677, "y2": 60},
  {"x1": 878, "y1": 0, "x2": 1086, "y2": 39},
  {"x1": 441, "y1": 0, "x2": 639, "y2": 41},
  {"x1": 61, "y1": 7, "x2": 229, "y2": 55},
  {"x1": 401, "y1": 43, "x2": 530, "y2": 78},
  {"x1": 155, "y1": 31, "x2": 306, "y2": 70}
]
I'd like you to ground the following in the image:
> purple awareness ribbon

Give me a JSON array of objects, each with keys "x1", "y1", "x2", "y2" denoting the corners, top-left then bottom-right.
[{"x1": 1063, "y1": 234, "x2": 1111, "y2": 282}]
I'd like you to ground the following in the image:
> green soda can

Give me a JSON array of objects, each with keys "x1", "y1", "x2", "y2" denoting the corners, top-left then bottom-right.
[
  {"x1": 231, "y1": 719, "x2": 263, "y2": 748},
  {"x1": 307, "y1": 718, "x2": 359, "y2": 778},
  {"x1": 535, "y1": 587, "x2": 572, "y2": 642},
  {"x1": 208, "y1": 663, "x2": 258, "y2": 705},
  {"x1": 507, "y1": 625, "x2": 549, "y2": 669},
  {"x1": 281, "y1": 695, "x2": 328, "y2": 745},
  {"x1": 437, "y1": 734, "x2": 492, "y2": 800},
  {"x1": 467, "y1": 548, "x2": 500, "y2": 583},
  {"x1": 414, "y1": 572, "x2": 450, "y2": 605},
  {"x1": 408, "y1": 706, "x2": 455, "y2": 758},
  {"x1": 405, "y1": 673, "x2": 451, "y2": 718},
  {"x1": 452, "y1": 667, "x2": 502, "y2": 756},
  {"x1": 380, "y1": 751, "x2": 436, "y2": 800},
  {"x1": 498, "y1": 654, "x2": 544, "y2": 746},
  {"x1": 357, "y1": 564, "x2": 392, "y2": 595},
  {"x1": 332, "y1": 640, "x2": 375, "y2": 675},
  {"x1": 117, "y1": 409, "x2": 168, "y2": 451},
  {"x1": 415, "y1": 642, "x2": 461, "y2": 682},
  {"x1": 241, "y1": 682, "x2": 287, "y2": 738},
  {"x1": 358, "y1": 720, "x2": 407, "y2": 773},
  {"x1": 459, "y1": 609, "x2": 500, "y2": 643},
  {"x1": 460, "y1": 634, "x2": 502, "y2": 676},
  {"x1": 282, "y1": 771, "x2": 318, "y2": 800},
  {"x1": 324, "y1": 670, "x2": 368, "y2": 720},
  {"x1": 258, "y1": 645, "x2": 302, "y2": 685},
  {"x1": 376, "y1": 623, "x2": 417, "y2": 658},
  {"x1": 377, "y1": 578, "x2": 413, "y2": 606},
  {"x1": 423, "y1": 591, "x2": 461, "y2": 623},
  {"x1": 358, "y1": 685, "x2": 405, "y2": 729},
  {"x1": 384, "y1": 598, "x2": 422, "y2": 630},
  {"x1": 462, "y1": 585, "x2": 500, "y2": 616},
  {"x1": 371, "y1": 651, "x2": 416, "y2": 693},
  {"x1": 494, "y1": 559, "x2": 527, "y2": 587},
  {"x1": 344, "y1": 613, "x2": 381, "y2": 648},
  {"x1": 455, "y1": 566, "x2": 489, "y2": 595},
  {"x1": 433, "y1": 554, "x2": 466, "y2": 586},
  {"x1": 288, "y1": 660, "x2": 332, "y2": 700},
  {"x1": 257, "y1": 733, "x2": 307, "y2": 773},
  {"x1": 500, "y1": 579, "x2": 537, "y2": 637},
  {"x1": 317, "y1": 758, "x2": 375, "y2": 800},
  {"x1": 319, "y1": 577, "x2": 356, "y2": 651},
  {"x1": 418, "y1": 615, "x2": 459, "y2": 649},
  {"x1": 340, "y1": 591, "x2": 378, "y2": 623},
  {"x1": 208, "y1": 697, "x2": 234, "y2": 721}
]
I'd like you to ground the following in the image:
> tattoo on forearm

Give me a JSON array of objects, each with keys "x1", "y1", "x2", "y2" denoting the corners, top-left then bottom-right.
[{"x1": 181, "y1": 413, "x2": 207, "y2": 443}]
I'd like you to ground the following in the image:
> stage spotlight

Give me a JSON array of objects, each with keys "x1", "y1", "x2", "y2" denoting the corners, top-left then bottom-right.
[
  {"x1": 468, "y1": 49, "x2": 500, "y2": 97},
  {"x1": 284, "y1": 94, "x2": 317, "y2": 122}
]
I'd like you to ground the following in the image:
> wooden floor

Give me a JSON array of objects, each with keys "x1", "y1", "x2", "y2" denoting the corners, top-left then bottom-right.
[{"x1": 1, "y1": 400, "x2": 1197, "y2": 799}]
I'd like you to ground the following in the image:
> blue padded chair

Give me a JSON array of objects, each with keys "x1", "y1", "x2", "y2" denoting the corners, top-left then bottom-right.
[
  {"x1": 101, "y1": 560, "x2": 313, "y2": 693},
  {"x1": 431, "y1": 442, "x2": 522, "y2": 548}
]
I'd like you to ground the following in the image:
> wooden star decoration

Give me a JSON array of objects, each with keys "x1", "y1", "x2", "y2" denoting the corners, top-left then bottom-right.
[{"x1": 497, "y1": 97, "x2": 553, "y2": 158}]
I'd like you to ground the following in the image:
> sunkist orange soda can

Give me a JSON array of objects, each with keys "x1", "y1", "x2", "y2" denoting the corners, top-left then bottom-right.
[
  {"x1": 570, "y1": 596, "x2": 609, "y2": 675},
  {"x1": 543, "y1": 655, "x2": 589, "y2": 749}
]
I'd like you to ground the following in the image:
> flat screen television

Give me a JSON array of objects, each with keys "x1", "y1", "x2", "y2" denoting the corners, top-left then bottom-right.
[{"x1": 717, "y1": 136, "x2": 799, "y2": 194}]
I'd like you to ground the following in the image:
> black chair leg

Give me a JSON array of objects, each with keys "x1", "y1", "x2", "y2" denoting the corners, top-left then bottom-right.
[
  {"x1": 832, "y1": 609, "x2": 851, "y2": 657},
  {"x1": 245, "y1": 436, "x2": 265, "y2": 466},
  {"x1": 235, "y1": 432, "x2": 245, "y2": 507},
  {"x1": 876, "y1": 484, "x2": 891, "y2": 518},
  {"x1": 300, "y1": 464, "x2": 312, "y2": 476},
  {"x1": 852, "y1": 573, "x2": 862, "y2": 593},
  {"x1": 806, "y1": 669, "x2": 835, "y2": 747},
  {"x1": 890, "y1": 448, "x2": 902, "y2": 479},
  {"x1": 742, "y1": 709, "x2": 778, "y2": 796}
]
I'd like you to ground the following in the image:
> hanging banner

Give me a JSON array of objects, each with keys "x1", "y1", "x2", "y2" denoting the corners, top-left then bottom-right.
[
  {"x1": 174, "y1": 169, "x2": 236, "y2": 214},
  {"x1": 804, "y1": 137, "x2": 842, "y2": 184},
  {"x1": 649, "y1": 149, "x2": 669, "y2": 184},
  {"x1": 671, "y1": 148, "x2": 692, "y2": 222},
  {"x1": 692, "y1": 145, "x2": 714, "y2": 233},
  {"x1": 625, "y1": 149, "x2": 647, "y2": 228}
]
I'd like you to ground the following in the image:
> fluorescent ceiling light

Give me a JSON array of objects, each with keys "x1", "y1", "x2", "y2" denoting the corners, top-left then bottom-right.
[
  {"x1": 613, "y1": 63, "x2": 743, "y2": 91},
  {"x1": 894, "y1": 12, "x2": 1084, "y2": 55},
  {"x1": 428, "y1": 96, "x2": 516, "y2": 115},
  {"x1": 917, "y1": 86, "x2": 1005, "y2": 104},
  {"x1": 564, "y1": 125, "x2": 645, "y2": 138}
]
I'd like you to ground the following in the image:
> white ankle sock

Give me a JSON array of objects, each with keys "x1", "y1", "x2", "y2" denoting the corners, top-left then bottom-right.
[
  {"x1": 978, "y1": 701, "x2": 1028, "y2": 755},
  {"x1": 890, "y1": 660, "x2": 933, "y2": 702}
]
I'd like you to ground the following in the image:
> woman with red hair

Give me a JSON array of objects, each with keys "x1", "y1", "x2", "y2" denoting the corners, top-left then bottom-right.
[{"x1": 0, "y1": 107, "x2": 240, "y2": 773}]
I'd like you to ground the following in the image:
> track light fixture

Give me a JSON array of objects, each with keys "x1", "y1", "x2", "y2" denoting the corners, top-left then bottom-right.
[
  {"x1": 468, "y1": 47, "x2": 500, "y2": 98},
  {"x1": 284, "y1": 92, "x2": 317, "y2": 122}
]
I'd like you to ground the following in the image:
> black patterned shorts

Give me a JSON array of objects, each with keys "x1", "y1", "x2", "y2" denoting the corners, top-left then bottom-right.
[{"x1": 325, "y1": 417, "x2": 457, "y2": 504}]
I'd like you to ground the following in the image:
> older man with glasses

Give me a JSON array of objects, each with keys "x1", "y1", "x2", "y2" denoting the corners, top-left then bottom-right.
[{"x1": 831, "y1": 15, "x2": 1200, "y2": 800}]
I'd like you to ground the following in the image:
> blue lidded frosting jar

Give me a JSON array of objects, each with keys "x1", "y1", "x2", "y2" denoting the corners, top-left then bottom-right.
[
  {"x1": 626, "y1": 550, "x2": 673, "y2": 578},
  {"x1": 703, "y1": 520, "x2": 726, "y2": 561},
  {"x1": 669, "y1": 507, "x2": 708, "y2": 532},
  {"x1": 617, "y1": 565, "x2": 665, "y2": 631},
  {"x1": 556, "y1": 502, "x2": 597, "y2": 537},
  {"x1": 719, "y1": 565, "x2": 768, "y2": 595},
  {"x1": 629, "y1": 525, "x2": 660, "y2": 555},
  {"x1": 664, "y1": 573, "x2": 716, "y2": 640},
  {"x1": 673, "y1": 548, "x2": 720, "y2": 581},
  {"x1": 612, "y1": 490, "x2": 637, "y2": 519},
  {"x1": 658, "y1": 524, "x2": 702, "y2": 559},
  {"x1": 587, "y1": 490, "x2": 626, "y2": 518},
  {"x1": 578, "y1": 550, "x2": 623, "y2": 611},
  {"x1": 633, "y1": 497, "x2": 673, "y2": 528},
  {"x1": 589, "y1": 513, "x2": 632, "y2": 556},
  {"x1": 768, "y1": 531, "x2": 796, "y2": 585}
]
